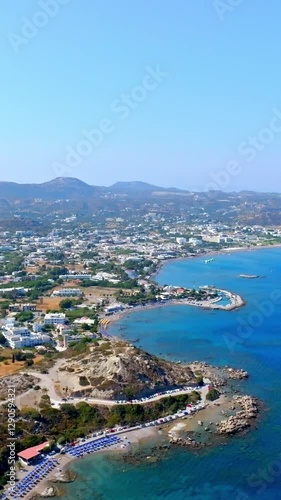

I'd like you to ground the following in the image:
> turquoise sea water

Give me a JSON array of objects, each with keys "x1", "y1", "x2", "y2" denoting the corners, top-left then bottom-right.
[{"x1": 62, "y1": 249, "x2": 281, "y2": 499}]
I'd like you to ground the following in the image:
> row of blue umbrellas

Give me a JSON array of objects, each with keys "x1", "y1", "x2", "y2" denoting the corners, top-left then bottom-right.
[
  {"x1": 67, "y1": 436, "x2": 121, "y2": 457},
  {"x1": 3, "y1": 458, "x2": 58, "y2": 500}
]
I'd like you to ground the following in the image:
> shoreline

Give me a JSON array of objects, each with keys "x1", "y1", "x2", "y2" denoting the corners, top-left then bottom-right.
[
  {"x1": 152, "y1": 242, "x2": 281, "y2": 274},
  {"x1": 15, "y1": 427, "x2": 165, "y2": 499},
  {"x1": 6, "y1": 244, "x2": 273, "y2": 499},
  {"x1": 104, "y1": 291, "x2": 245, "y2": 333},
  {"x1": 21, "y1": 390, "x2": 259, "y2": 499},
  {"x1": 104, "y1": 242, "x2": 281, "y2": 331}
]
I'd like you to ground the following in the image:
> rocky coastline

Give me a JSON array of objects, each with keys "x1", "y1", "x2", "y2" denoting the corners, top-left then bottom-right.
[
  {"x1": 167, "y1": 394, "x2": 260, "y2": 451},
  {"x1": 216, "y1": 395, "x2": 259, "y2": 435},
  {"x1": 190, "y1": 361, "x2": 248, "y2": 387}
]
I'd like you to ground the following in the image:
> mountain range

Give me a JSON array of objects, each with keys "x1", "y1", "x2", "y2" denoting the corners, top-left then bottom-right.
[
  {"x1": 1, "y1": 177, "x2": 281, "y2": 227},
  {"x1": 0, "y1": 178, "x2": 187, "y2": 201}
]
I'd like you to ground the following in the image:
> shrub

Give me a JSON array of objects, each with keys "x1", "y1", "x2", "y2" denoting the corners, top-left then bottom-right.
[
  {"x1": 79, "y1": 376, "x2": 89, "y2": 386},
  {"x1": 206, "y1": 388, "x2": 220, "y2": 401}
]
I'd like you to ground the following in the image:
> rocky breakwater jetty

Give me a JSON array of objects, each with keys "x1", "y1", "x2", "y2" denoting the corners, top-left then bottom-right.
[{"x1": 216, "y1": 395, "x2": 258, "y2": 435}]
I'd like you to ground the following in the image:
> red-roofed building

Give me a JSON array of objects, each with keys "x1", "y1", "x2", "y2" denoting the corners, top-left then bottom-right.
[{"x1": 17, "y1": 441, "x2": 49, "y2": 465}]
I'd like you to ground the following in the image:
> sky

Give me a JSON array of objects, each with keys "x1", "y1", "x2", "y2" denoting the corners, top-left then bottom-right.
[{"x1": 1, "y1": 0, "x2": 281, "y2": 192}]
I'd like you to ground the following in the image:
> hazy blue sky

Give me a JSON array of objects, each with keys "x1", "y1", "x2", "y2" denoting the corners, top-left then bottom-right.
[{"x1": 1, "y1": 0, "x2": 281, "y2": 191}]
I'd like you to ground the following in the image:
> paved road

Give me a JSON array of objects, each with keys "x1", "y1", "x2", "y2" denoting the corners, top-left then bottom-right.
[{"x1": 23, "y1": 370, "x2": 209, "y2": 408}]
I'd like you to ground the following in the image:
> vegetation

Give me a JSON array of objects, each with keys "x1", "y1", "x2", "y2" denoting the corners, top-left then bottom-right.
[
  {"x1": 59, "y1": 298, "x2": 82, "y2": 310},
  {"x1": 115, "y1": 286, "x2": 159, "y2": 306},
  {"x1": 0, "y1": 333, "x2": 6, "y2": 346},
  {"x1": 0, "y1": 390, "x2": 201, "y2": 488},
  {"x1": 64, "y1": 307, "x2": 97, "y2": 323},
  {"x1": 0, "y1": 301, "x2": 10, "y2": 318},
  {"x1": 14, "y1": 351, "x2": 35, "y2": 362},
  {"x1": 15, "y1": 310, "x2": 34, "y2": 322},
  {"x1": 195, "y1": 375, "x2": 204, "y2": 386},
  {"x1": 206, "y1": 388, "x2": 220, "y2": 401},
  {"x1": 108, "y1": 392, "x2": 201, "y2": 427}
]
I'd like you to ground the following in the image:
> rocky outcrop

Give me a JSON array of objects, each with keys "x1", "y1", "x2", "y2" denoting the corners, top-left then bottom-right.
[
  {"x1": 0, "y1": 373, "x2": 39, "y2": 401},
  {"x1": 224, "y1": 368, "x2": 248, "y2": 380},
  {"x1": 216, "y1": 396, "x2": 258, "y2": 435},
  {"x1": 59, "y1": 340, "x2": 197, "y2": 398},
  {"x1": 169, "y1": 435, "x2": 204, "y2": 448},
  {"x1": 40, "y1": 486, "x2": 57, "y2": 497},
  {"x1": 190, "y1": 362, "x2": 248, "y2": 387}
]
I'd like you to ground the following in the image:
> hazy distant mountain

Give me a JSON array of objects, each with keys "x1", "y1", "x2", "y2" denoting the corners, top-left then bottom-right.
[
  {"x1": 0, "y1": 178, "x2": 186, "y2": 201},
  {"x1": 0, "y1": 177, "x2": 279, "y2": 205},
  {"x1": 109, "y1": 181, "x2": 184, "y2": 194},
  {"x1": 1, "y1": 177, "x2": 281, "y2": 227},
  {"x1": 40, "y1": 177, "x2": 99, "y2": 197},
  {"x1": 0, "y1": 177, "x2": 98, "y2": 201}
]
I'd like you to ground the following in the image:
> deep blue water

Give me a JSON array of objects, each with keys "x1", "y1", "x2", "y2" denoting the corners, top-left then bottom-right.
[{"x1": 62, "y1": 249, "x2": 281, "y2": 499}]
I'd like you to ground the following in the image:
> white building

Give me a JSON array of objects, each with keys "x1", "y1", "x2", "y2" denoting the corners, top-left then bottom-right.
[
  {"x1": 33, "y1": 322, "x2": 44, "y2": 333},
  {"x1": 104, "y1": 304, "x2": 125, "y2": 315},
  {"x1": 59, "y1": 274, "x2": 92, "y2": 281},
  {"x1": 176, "y1": 237, "x2": 187, "y2": 245},
  {"x1": 44, "y1": 313, "x2": 66, "y2": 325},
  {"x1": 189, "y1": 237, "x2": 203, "y2": 246},
  {"x1": 91, "y1": 272, "x2": 120, "y2": 283},
  {"x1": 2, "y1": 326, "x2": 52, "y2": 349},
  {"x1": 52, "y1": 288, "x2": 83, "y2": 297},
  {"x1": 73, "y1": 317, "x2": 96, "y2": 325}
]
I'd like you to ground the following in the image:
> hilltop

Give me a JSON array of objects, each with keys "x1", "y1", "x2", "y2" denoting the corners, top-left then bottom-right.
[
  {"x1": 58, "y1": 340, "x2": 197, "y2": 399},
  {"x1": 0, "y1": 178, "x2": 186, "y2": 201}
]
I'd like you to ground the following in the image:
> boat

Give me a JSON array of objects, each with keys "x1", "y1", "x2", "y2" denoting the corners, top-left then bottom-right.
[
  {"x1": 203, "y1": 258, "x2": 215, "y2": 264},
  {"x1": 239, "y1": 274, "x2": 260, "y2": 279}
]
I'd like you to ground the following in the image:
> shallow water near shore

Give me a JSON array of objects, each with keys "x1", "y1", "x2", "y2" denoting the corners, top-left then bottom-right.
[{"x1": 62, "y1": 248, "x2": 281, "y2": 499}]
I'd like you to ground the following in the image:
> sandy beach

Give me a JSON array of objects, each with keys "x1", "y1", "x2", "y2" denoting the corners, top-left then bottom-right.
[
  {"x1": 19, "y1": 395, "x2": 238, "y2": 499},
  {"x1": 102, "y1": 243, "x2": 281, "y2": 328},
  {"x1": 103, "y1": 289, "x2": 245, "y2": 331},
  {"x1": 14, "y1": 427, "x2": 160, "y2": 500},
  {"x1": 98, "y1": 242, "x2": 281, "y2": 331}
]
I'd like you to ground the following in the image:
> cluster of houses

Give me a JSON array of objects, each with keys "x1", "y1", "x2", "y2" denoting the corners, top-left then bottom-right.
[
  {"x1": 2, "y1": 324, "x2": 52, "y2": 349},
  {"x1": 1, "y1": 313, "x2": 66, "y2": 349},
  {"x1": 1, "y1": 309, "x2": 99, "y2": 350}
]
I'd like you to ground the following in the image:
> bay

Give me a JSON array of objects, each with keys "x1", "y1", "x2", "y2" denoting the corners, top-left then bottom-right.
[{"x1": 62, "y1": 248, "x2": 281, "y2": 499}]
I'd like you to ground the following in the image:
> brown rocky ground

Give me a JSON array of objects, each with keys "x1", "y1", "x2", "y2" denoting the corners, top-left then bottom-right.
[{"x1": 58, "y1": 340, "x2": 197, "y2": 398}]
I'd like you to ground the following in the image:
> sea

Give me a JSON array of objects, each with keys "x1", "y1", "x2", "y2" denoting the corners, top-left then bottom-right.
[{"x1": 61, "y1": 248, "x2": 281, "y2": 499}]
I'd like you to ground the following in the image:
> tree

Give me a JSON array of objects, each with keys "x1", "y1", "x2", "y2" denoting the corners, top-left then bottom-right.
[
  {"x1": 0, "y1": 333, "x2": 6, "y2": 346},
  {"x1": 206, "y1": 388, "x2": 220, "y2": 401},
  {"x1": 59, "y1": 299, "x2": 74, "y2": 310},
  {"x1": 25, "y1": 359, "x2": 34, "y2": 367},
  {"x1": 196, "y1": 375, "x2": 204, "y2": 386},
  {"x1": 57, "y1": 436, "x2": 67, "y2": 445},
  {"x1": 15, "y1": 311, "x2": 34, "y2": 322},
  {"x1": 81, "y1": 323, "x2": 91, "y2": 331}
]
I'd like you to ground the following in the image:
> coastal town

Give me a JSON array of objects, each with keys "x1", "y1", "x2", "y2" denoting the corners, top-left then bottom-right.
[
  {"x1": 0, "y1": 215, "x2": 273, "y2": 353},
  {"x1": 0, "y1": 190, "x2": 277, "y2": 498}
]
